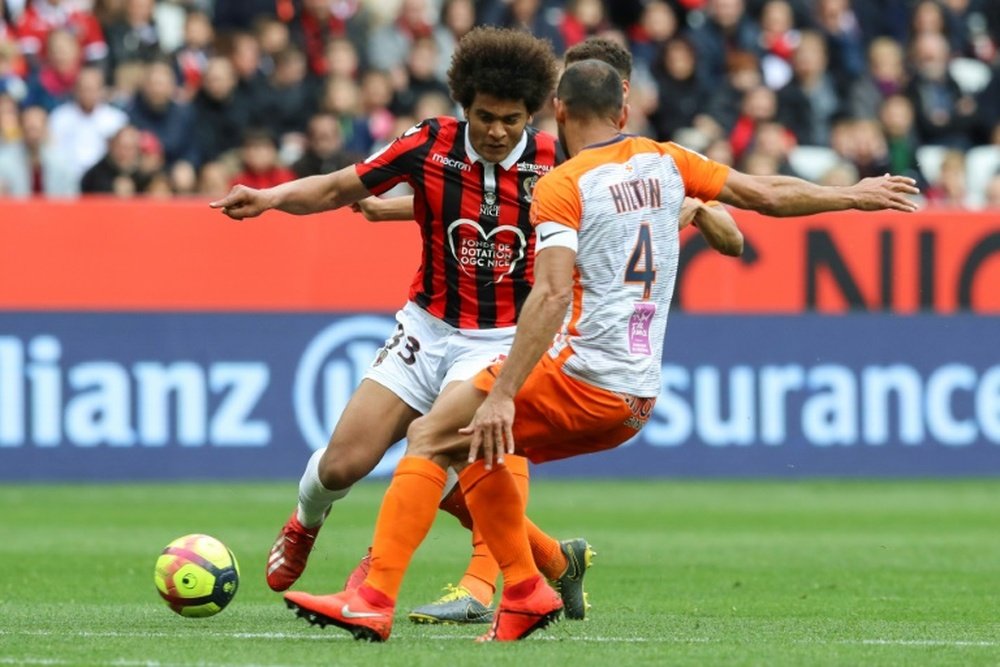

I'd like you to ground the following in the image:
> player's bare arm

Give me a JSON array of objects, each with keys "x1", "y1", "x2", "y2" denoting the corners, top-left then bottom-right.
[
  {"x1": 716, "y1": 171, "x2": 920, "y2": 216},
  {"x1": 688, "y1": 199, "x2": 743, "y2": 257},
  {"x1": 209, "y1": 165, "x2": 371, "y2": 220},
  {"x1": 351, "y1": 195, "x2": 416, "y2": 222},
  {"x1": 460, "y1": 246, "x2": 576, "y2": 468}
]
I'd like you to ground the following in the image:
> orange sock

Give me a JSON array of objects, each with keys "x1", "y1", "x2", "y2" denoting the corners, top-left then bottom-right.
[
  {"x1": 458, "y1": 461, "x2": 537, "y2": 588},
  {"x1": 364, "y1": 456, "x2": 447, "y2": 601},
  {"x1": 446, "y1": 455, "x2": 531, "y2": 603},
  {"x1": 527, "y1": 518, "x2": 567, "y2": 580}
]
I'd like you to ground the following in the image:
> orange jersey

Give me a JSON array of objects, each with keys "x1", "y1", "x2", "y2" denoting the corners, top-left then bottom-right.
[{"x1": 528, "y1": 135, "x2": 729, "y2": 396}]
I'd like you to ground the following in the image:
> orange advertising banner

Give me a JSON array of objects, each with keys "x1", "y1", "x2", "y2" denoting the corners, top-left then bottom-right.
[{"x1": 1, "y1": 200, "x2": 998, "y2": 313}]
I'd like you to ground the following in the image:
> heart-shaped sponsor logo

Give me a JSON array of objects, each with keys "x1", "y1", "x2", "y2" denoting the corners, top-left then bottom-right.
[{"x1": 447, "y1": 218, "x2": 527, "y2": 283}]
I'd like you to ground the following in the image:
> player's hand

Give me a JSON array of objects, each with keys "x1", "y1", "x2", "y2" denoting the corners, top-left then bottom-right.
[
  {"x1": 679, "y1": 197, "x2": 700, "y2": 230},
  {"x1": 209, "y1": 184, "x2": 271, "y2": 220},
  {"x1": 351, "y1": 197, "x2": 381, "y2": 221},
  {"x1": 851, "y1": 174, "x2": 921, "y2": 212},
  {"x1": 459, "y1": 393, "x2": 516, "y2": 470}
]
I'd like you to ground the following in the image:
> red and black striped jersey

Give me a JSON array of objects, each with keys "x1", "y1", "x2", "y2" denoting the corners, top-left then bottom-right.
[{"x1": 355, "y1": 116, "x2": 561, "y2": 329}]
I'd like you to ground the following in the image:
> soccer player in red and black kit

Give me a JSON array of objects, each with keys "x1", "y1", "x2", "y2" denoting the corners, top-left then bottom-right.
[{"x1": 210, "y1": 27, "x2": 590, "y2": 626}]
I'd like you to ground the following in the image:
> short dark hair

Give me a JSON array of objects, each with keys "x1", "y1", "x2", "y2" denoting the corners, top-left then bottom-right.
[
  {"x1": 564, "y1": 37, "x2": 632, "y2": 81},
  {"x1": 447, "y1": 26, "x2": 559, "y2": 115},
  {"x1": 556, "y1": 59, "x2": 623, "y2": 120}
]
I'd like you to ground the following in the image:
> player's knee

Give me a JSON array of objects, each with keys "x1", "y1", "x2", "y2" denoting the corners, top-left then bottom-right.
[
  {"x1": 404, "y1": 416, "x2": 435, "y2": 458},
  {"x1": 317, "y1": 447, "x2": 368, "y2": 490}
]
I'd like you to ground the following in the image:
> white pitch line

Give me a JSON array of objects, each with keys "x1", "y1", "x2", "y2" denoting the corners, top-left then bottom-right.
[{"x1": 2, "y1": 629, "x2": 998, "y2": 649}]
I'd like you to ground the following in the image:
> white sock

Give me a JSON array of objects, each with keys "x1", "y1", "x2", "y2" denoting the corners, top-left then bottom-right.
[{"x1": 296, "y1": 448, "x2": 350, "y2": 527}]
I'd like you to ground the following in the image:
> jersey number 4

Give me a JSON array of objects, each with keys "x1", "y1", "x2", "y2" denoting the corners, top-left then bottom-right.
[{"x1": 625, "y1": 223, "x2": 656, "y2": 300}]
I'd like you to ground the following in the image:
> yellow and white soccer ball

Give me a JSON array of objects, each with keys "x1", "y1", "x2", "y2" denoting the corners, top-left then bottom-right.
[{"x1": 154, "y1": 534, "x2": 240, "y2": 618}]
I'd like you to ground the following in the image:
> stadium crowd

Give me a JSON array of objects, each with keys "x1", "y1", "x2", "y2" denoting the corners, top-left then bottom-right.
[{"x1": 0, "y1": 0, "x2": 999, "y2": 207}]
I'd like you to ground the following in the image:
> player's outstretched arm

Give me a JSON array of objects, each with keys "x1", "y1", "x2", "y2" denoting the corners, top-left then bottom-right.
[
  {"x1": 682, "y1": 198, "x2": 743, "y2": 257},
  {"x1": 209, "y1": 165, "x2": 371, "y2": 220},
  {"x1": 716, "y1": 171, "x2": 920, "y2": 217},
  {"x1": 461, "y1": 245, "x2": 576, "y2": 468},
  {"x1": 351, "y1": 195, "x2": 416, "y2": 222}
]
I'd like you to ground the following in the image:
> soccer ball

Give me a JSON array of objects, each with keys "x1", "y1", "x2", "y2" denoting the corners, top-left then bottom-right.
[{"x1": 154, "y1": 534, "x2": 240, "y2": 618}]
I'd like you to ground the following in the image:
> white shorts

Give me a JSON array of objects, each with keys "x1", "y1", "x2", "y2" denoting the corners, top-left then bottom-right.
[{"x1": 364, "y1": 301, "x2": 515, "y2": 414}]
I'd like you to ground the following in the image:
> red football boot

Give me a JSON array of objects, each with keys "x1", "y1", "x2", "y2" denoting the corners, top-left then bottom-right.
[
  {"x1": 477, "y1": 576, "x2": 563, "y2": 642},
  {"x1": 266, "y1": 512, "x2": 322, "y2": 592},
  {"x1": 343, "y1": 547, "x2": 372, "y2": 592},
  {"x1": 285, "y1": 585, "x2": 395, "y2": 642}
]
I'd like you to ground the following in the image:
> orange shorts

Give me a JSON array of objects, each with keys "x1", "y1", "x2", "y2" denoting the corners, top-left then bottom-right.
[{"x1": 472, "y1": 348, "x2": 656, "y2": 463}]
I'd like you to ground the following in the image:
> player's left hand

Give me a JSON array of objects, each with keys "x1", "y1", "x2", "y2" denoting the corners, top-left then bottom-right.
[
  {"x1": 851, "y1": 174, "x2": 921, "y2": 212},
  {"x1": 460, "y1": 393, "x2": 516, "y2": 470}
]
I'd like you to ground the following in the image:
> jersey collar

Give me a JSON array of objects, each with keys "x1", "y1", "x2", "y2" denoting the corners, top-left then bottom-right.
[{"x1": 464, "y1": 125, "x2": 529, "y2": 171}]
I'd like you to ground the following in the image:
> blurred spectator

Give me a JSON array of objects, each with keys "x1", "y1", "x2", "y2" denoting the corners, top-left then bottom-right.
[
  {"x1": 703, "y1": 136, "x2": 735, "y2": 166},
  {"x1": 907, "y1": 31, "x2": 977, "y2": 147},
  {"x1": 227, "y1": 30, "x2": 271, "y2": 127},
  {"x1": 48, "y1": 64, "x2": 127, "y2": 181},
  {"x1": 740, "y1": 148, "x2": 780, "y2": 175},
  {"x1": 171, "y1": 9, "x2": 212, "y2": 101},
  {"x1": 627, "y1": 0, "x2": 678, "y2": 72},
  {"x1": 197, "y1": 159, "x2": 232, "y2": 198},
  {"x1": 776, "y1": 30, "x2": 846, "y2": 146},
  {"x1": 253, "y1": 15, "x2": 290, "y2": 76},
  {"x1": 983, "y1": 171, "x2": 1000, "y2": 207},
  {"x1": 229, "y1": 127, "x2": 295, "y2": 188},
  {"x1": 358, "y1": 68, "x2": 397, "y2": 147},
  {"x1": 0, "y1": 35, "x2": 27, "y2": 102},
  {"x1": 818, "y1": 159, "x2": 859, "y2": 186},
  {"x1": 291, "y1": 111, "x2": 358, "y2": 177},
  {"x1": 757, "y1": 0, "x2": 798, "y2": 90},
  {"x1": 322, "y1": 36, "x2": 359, "y2": 81},
  {"x1": 879, "y1": 94, "x2": 926, "y2": 185},
  {"x1": 924, "y1": 148, "x2": 968, "y2": 206},
  {"x1": 293, "y1": 0, "x2": 369, "y2": 77},
  {"x1": 748, "y1": 119, "x2": 795, "y2": 174},
  {"x1": 0, "y1": 104, "x2": 77, "y2": 196},
  {"x1": 500, "y1": 0, "x2": 564, "y2": 54},
  {"x1": 102, "y1": 0, "x2": 160, "y2": 76},
  {"x1": 23, "y1": 27, "x2": 80, "y2": 109},
  {"x1": 433, "y1": 0, "x2": 474, "y2": 81},
  {"x1": 367, "y1": 0, "x2": 434, "y2": 75},
  {"x1": 0, "y1": 88, "x2": 17, "y2": 140},
  {"x1": 80, "y1": 123, "x2": 160, "y2": 195},
  {"x1": 946, "y1": 0, "x2": 997, "y2": 62},
  {"x1": 649, "y1": 36, "x2": 706, "y2": 141},
  {"x1": 849, "y1": 37, "x2": 908, "y2": 120},
  {"x1": 729, "y1": 83, "x2": 778, "y2": 160},
  {"x1": 910, "y1": 0, "x2": 952, "y2": 44},
  {"x1": 320, "y1": 74, "x2": 371, "y2": 153},
  {"x1": 127, "y1": 57, "x2": 197, "y2": 167},
  {"x1": 15, "y1": 0, "x2": 107, "y2": 66},
  {"x1": 813, "y1": 0, "x2": 865, "y2": 82},
  {"x1": 390, "y1": 35, "x2": 449, "y2": 116},
  {"x1": 263, "y1": 45, "x2": 317, "y2": 139},
  {"x1": 829, "y1": 117, "x2": 891, "y2": 179},
  {"x1": 559, "y1": 0, "x2": 610, "y2": 49},
  {"x1": 108, "y1": 59, "x2": 144, "y2": 107},
  {"x1": 191, "y1": 56, "x2": 251, "y2": 166},
  {"x1": 685, "y1": 0, "x2": 761, "y2": 89},
  {"x1": 696, "y1": 49, "x2": 762, "y2": 139},
  {"x1": 212, "y1": 0, "x2": 285, "y2": 31}
]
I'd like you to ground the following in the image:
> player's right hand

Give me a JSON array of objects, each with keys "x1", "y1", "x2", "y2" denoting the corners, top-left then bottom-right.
[{"x1": 209, "y1": 184, "x2": 270, "y2": 220}]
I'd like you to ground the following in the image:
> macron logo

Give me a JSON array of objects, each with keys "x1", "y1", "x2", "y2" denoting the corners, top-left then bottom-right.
[{"x1": 432, "y1": 153, "x2": 471, "y2": 172}]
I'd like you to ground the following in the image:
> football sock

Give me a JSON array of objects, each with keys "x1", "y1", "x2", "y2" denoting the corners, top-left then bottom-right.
[
  {"x1": 296, "y1": 448, "x2": 349, "y2": 527},
  {"x1": 459, "y1": 460, "x2": 538, "y2": 589},
  {"x1": 365, "y1": 456, "x2": 447, "y2": 601},
  {"x1": 445, "y1": 455, "x2": 531, "y2": 604},
  {"x1": 528, "y1": 520, "x2": 567, "y2": 580}
]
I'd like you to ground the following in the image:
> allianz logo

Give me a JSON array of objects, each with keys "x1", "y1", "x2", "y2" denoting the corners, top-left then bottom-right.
[{"x1": 0, "y1": 318, "x2": 401, "y2": 471}]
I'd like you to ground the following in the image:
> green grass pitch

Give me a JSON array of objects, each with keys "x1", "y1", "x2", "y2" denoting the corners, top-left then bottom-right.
[{"x1": 1, "y1": 479, "x2": 999, "y2": 666}]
